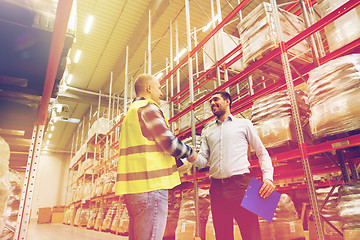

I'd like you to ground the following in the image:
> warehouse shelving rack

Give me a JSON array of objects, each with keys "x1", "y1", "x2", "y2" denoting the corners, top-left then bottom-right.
[
  {"x1": 59, "y1": 0, "x2": 360, "y2": 239},
  {"x1": 156, "y1": 1, "x2": 360, "y2": 239}
]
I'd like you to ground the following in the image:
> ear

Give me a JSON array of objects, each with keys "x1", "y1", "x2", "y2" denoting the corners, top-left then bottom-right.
[{"x1": 146, "y1": 83, "x2": 152, "y2": 93}]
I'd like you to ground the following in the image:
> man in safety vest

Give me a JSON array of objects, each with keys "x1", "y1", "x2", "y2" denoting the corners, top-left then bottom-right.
[{"x1": 115, "y1": 73, "x2": 197, "y2": 240}]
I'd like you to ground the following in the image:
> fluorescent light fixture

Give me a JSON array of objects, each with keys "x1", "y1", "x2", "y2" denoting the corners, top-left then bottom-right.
[
  {"x1": 74, "y1": 50, "x2": 81, "y2": 63},
  {"x1": 54, "y1": 116, "x2": 81, "y2": 123},
  {"x1": 154, "y1": 72, "x2": 163, "y2": 80},
  {"x1": 67, "y1": 74, "x2": 73, "y2": 84},
  {"x1": 174, "y1": 48, "x2": 187, "y2": 62},
  {"x1": 50, "y1": 126, "x2": 55, "y2": 131},
  {"x1": 84, "y1": 16, "x2": 94, "y2": 34},
  {"x1": 48, "y1": 133, "x2": 52, "y2": 139},
  {"x1": 202, "y1": 14, "x2": 220, "y2": 32},
  {"x1": 46, "y1": 140, "x2": 50, "y2": 144}
]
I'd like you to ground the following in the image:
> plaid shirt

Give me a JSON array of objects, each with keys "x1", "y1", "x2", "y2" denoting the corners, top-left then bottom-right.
[{"x1": 135, "y1": 97, "x2": 193, "y2": 159}]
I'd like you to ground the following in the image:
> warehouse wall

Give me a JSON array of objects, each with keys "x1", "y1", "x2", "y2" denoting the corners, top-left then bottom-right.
[{"x1": 31, "y1": 151, "x2": 70, "y2": 219}]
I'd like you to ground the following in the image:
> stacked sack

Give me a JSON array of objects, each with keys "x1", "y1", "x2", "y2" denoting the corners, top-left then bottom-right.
[
  {"x1": 238, "y1": 2, "x2": 312, "y2": 68},
  {"x1": 307, "y1": 54, "x2": 360, "y2": 139},
  {"x1": 251, "y1": 90, "x2": 310, "y2": 149},
  {"x1": 175, "y1": 189, "x2": 210, "y2": 240},
  {"x1": 259, "y1": 194, "x2": 305, "y2": 240},
  {"x1": 337, "y1": 182, "x2": 360, "y2": 240},
  {"x1": 315, "y1": 0, "x2": 360, "y2": 52}
]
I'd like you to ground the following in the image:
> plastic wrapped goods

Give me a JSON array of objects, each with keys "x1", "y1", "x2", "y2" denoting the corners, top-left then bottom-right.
[
  {"x1": 260, "y1": 194, "x2": 305, "y2": 240},
  {"x1": 94, "y1": 209, "x2": 104, "y2": 231},
  {"x1": 86, "y1": 208, "x2": 98, "y2": 230},
  {"x1": 102, "y1": 203, "x2": 117, "y2": 232},
  {"x1": 110, "y1": 204, "x2": 122, "y2": 234},
  {"x1": 316, "y1": 0, "x2": 360, "y2": 52},
  {"x1": 204, "y1": 31, "x2": 243, "y2": 72},
  {"x1": 118, "y1": 204, "x2": 129, "y2": 236},
  {"x1": 337, "y1": 182, "x2": 360, "y2": 230},
  {"x1": 252, "y1": 90, "x2": 310, "y2": 148},
  {"x1": 175, "y1": 189, "x2": 210, "y2": 240},
  {"x1": 238, "y1": 2, "x2": 311, "y2": 68},
  {"x1": 307, "y1": 54, "x2": 360, "y2": 138}
]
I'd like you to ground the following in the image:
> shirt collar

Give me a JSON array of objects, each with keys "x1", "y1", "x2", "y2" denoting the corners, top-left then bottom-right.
[
  {"x1": 133, "y1": 97, "x2": 146, "y2": 102},
  {"x1": 216, "y1": 114, "x2": 234, "y2": 124}
]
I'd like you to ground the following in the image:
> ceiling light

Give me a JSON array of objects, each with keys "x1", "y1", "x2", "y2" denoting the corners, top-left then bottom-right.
[
  {"x1": 48, "y1": 133, "x2": 52, "y2": 139},
  {"x1": 174, "y1": 48, "x2": 187, "y2": 62},
  {"x1": 54, "y1": 116, "x2": 80, "y2": 123},
  {"x1": 74, "y1": 50, "x2": 81, "y2": 63},
  {"x1": 50, "y1": 126, "x2": 55, "y2": 131},
  {"x1": 46, "y1": 140, "x2": 50, "y2": 144},
  {"x1": 67, "y1": 74, "x2": 73, "y2": 84},
  {"x1": 202, "y1": 14, "x2": 220, "y2": 32},
  {"x1": 84, "y1": 16, "x2": 94, "y2": 34}
]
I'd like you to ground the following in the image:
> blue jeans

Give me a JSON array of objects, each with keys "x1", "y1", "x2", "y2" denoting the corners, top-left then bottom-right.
[
  {"x1": 210, "y1": 174, "x2": 261, "y2": 240},
  {"x1": 124, "y1": 189, "x2": 169, "y2": 240}
]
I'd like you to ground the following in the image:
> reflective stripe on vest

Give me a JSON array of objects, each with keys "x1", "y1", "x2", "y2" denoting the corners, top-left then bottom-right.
[
  {"x1": 117, "y1": 164, "x2": 177, "y2": 181},
  {"x1": 119, "y1": 144, "x2": 163, "y2": 156}
]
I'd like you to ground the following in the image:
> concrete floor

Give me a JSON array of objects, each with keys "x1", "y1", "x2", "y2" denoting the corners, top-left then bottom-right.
[{"x1": 27, "y1": 220, "x2": 129, "y2": 240}]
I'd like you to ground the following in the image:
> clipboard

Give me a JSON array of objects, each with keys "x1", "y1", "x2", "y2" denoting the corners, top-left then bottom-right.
[{"x1": 240, "y1": 177, "x2": 280, "y2": 222}]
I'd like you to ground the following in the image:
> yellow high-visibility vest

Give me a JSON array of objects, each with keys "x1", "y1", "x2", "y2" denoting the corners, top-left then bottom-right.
[{"x1": 115, "y1": 99, "x2": 180, "y2": 195}]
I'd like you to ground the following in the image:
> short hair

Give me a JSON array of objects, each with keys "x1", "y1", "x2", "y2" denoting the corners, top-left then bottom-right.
[
  {"x1": 212, "y1": 91, "x2": 232, "y2": 108},
  {"x1": 134, "y1": 74, "x2": 153, "y2": 96}
]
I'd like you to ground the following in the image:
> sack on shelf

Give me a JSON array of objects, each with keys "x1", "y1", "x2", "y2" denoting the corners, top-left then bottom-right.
[
  {"x1": 94, "y1": 209, "x2": 104, "y2": 231},
  {"x1": 118, "y1": 204, "x2": 129, "y2": 236},
  {"x1": 260, "y1": 194, "x2": 305, "y2": 240},
  {"x1": 307, "y1": 54, "x2": 360, "y2": 139},
  {"x1": 251, "y1": 89, "x2": 310, "y2": 149},
  {"x1": 86, "y1": 208, "x2": 98, "y2": 229},
  {"x1": 315, "y1": 0, "x2": 360, "y2": 53}
]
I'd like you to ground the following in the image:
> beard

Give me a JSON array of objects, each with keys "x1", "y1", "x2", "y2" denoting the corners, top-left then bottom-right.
[{"x1": 212, "y1": 107, "x2": 225, "y2": 117}]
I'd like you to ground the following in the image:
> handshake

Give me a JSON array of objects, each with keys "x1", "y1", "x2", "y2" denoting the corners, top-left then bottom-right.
[{"x1": 187, "y1": 146, "x2": 198, "y2": 163}]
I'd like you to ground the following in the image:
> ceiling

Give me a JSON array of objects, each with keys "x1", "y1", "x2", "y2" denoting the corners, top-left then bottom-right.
[{"x1": 1, "y1": 0, "x2": 301, "y2": 171}]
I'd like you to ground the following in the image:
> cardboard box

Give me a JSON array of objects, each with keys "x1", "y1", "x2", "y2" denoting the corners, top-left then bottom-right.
[
  {"x1": 51, "y1": 212, "x2": 64, "y2": 223},
  {"x1": 38, "y1": 207, "x2": 52, "y2": 224},
  {"x1": 52, "y1": 205, "x2": 65, "y2": 212}
]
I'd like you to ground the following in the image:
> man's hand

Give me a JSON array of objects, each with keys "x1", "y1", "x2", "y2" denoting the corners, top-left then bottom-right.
[
  {"x1": 259, "y1": 179, "x2": 275, "y2": 199},
  {"x1": 187, "y1": 146, "x2": 198, "y2": 163}
]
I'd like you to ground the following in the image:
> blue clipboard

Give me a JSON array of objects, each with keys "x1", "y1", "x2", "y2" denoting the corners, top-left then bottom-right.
[{"x1": 240, "y1": 177, "x2": 280, "y2": 222}]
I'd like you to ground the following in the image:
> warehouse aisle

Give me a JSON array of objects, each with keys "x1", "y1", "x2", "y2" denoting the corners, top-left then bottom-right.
[{"x1": 27, "y1": 220, "x2": 128, "y2": 240}]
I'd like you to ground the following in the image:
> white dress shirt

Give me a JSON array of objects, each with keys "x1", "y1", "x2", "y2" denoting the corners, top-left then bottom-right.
[{"x1": 194, "y1": 114, "x2": 274, "y2": 181}]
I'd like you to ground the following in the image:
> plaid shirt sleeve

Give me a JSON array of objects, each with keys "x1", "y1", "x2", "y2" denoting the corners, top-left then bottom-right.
[{"x1": 139, "y1": 102, "x2": 193, "y2": 159}]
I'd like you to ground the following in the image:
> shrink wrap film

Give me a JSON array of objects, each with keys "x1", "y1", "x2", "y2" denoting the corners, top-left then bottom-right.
[
  {"x1": 94, "y1": 209, "x2": 104, "y2": 231},
  {"x1": 260, "y1": 194, "x2": 305, "y2": 240},
  {"x1": 252, "y1": 90, "x2": 310, "y2": 148},
  {"x1": 86, "y1": 208, "x2": 98, "y2": 229},
  {"x1": 337, "y1": 183, "x2": 360, "y2": 230},
  {"x1": 203, "y1": 31, "x2": 243, "y2": 72},
  {"x1": 238, "y1": 2, "x2": 311, "y2": 68},
  {"x1": 175, "y1": 189, "x2": 210, "y2": 240},
  {"x1": 316, "y1": 0, "x2": 360, "y2": 53},
  {"x1": 118, "y1": 204, "x2": 129, "y2": 236},
  {"x1": 307, "y1": 54, "x2": 360, "y2": 138}
]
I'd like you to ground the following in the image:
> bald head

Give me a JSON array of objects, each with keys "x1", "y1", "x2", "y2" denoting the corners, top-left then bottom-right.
[
  {"x1": 134, "y1": 73, "x2": 163, "y2": 104},
  {"x1": 134, "y1": 74, "x2": 155, "y2": 96}
]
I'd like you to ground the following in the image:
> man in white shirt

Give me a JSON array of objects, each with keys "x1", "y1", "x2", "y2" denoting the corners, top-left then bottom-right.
[{"x1": 188, "y1": 91, "x2": 275, "y2": 240}]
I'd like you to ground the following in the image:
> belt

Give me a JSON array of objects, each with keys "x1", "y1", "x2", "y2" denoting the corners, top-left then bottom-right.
[{"x1": 211, "y1": 173, "x2": 250, "y2": 184}]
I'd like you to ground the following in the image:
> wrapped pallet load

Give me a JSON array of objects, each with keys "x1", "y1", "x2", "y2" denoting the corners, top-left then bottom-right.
[
  {"x1": 337, "y1": 182, "x2": 360, "y2": 240},
  {"x1": 203, "y1": 31, "x2": 243, "y2": 72},
  {"x1": 102, "y1": 201, "x2": 117, "y2": 232},
  {"x1": 309, "y1": 187, "x2": 342, "y2": 240},
  {"x1": 175, "y1": 189, "x2": 210, "y2": 240},
  {"x1": 238, "y1": 2, "x2": 312, "y2": 69},
  {"x1": 260, "y1": 194, "x2": 305, "y2": 240},
  {"x1": 315, "y1": 0, "x2": 360, "y2": 52},
  {"x1": 118, "y1": 203, "x2": 129, "y2": 236},
  {"x1": 251, "y1": 89, "x2": 310, "y2": 149},
  {"x1": 110, "y1": 204, "x2": 122, "y2": 234},
  {"x1": 86, "y1": 208, "x2": 98, "y2": 230},
  {"x1": 307, "y1": 54, "x2": 360, "y2": 139}
]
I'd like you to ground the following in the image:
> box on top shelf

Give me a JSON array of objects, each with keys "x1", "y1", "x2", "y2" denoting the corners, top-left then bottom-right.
[
  {"x1": 237, "y1": 2, "x2": 312, "y2": 75},
  {"x1": 307, "y1": 54, "x2": 360, "y2": 139},
  {"x1": 203, "y1": 31, "x2": 243, "y2": 72},
  {"x1": 315, "y1": 0, "x2": 360, "y2": 53}
]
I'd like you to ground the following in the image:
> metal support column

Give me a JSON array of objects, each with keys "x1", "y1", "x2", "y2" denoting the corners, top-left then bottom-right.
[
  {"x1": 336, "y1": 150, "x2": 351, "y2": 183},
  {"x1": 175, "y1": 20, "x2": 181, "y2": 112},
  {"x1": 270, "y1": 0, "x2": 325, "y2": 239},
  {"x1": 124, "y1": 46, "x2": 129, "y2": 115},
  {"x1": 14, "y1": 125, "x2": 45, "y2": 240},
  {"x1": 185, "y1": 0, "x2": 200, "y2": 238},
  {"x1": 170, "y1": 18, "x2": 175, "y2": 130}
]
